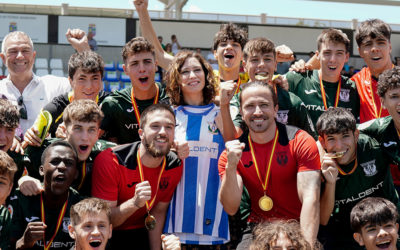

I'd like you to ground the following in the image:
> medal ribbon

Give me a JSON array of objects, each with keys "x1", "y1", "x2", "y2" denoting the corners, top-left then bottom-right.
[
  {"x1": 77, "y1": 161, "x2": 86, "y2": 190},
  {"x1": 130, "y1": 85, "x2": 159, "y2": 127},
  {"x1": 319, "y1": 72, "x2": 341, "y2": 110},
  {"x1": 248, "y1": 128, "x2": 279, "y2": 193},
  {"x1": 336, "y1": 158, "x2": 358, "y2": 175},
  {"x1": 40, "y1": 192, "x2": 69, "y2": 250},
  {"x1": 218, "y1": 75, "x2": 242, "y2": 95},
  {"x1": 368, "y1": 65, "x2": 394, "y2": 118},
  {"x1": 136, "y1": 152, "x2": 166, "y2": 211}
]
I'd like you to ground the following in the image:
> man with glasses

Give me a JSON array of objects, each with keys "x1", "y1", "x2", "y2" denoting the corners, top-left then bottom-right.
[{"x1": 0, "y1": 31, "x2": 71, "y2": 133}]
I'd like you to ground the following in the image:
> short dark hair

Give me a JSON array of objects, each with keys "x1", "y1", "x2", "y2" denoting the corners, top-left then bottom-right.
[
  {"x1": 63, "y1": 99, "x2": 104, "y2": 127},
  {"x1": 243, "y1": 37, "x2": 276, "y2": 61},
  {"x1": 41, "y1": 140, "x2": 78, "y2": 166},
  {"x1": 0, "y1": 151, "x2": 17, "y2": 183},
  {"x1": 239, "y1": 81, "x2": 278, "y2": 107},
  {"x1": 70, "y1": 197, "x2": 111, "y2": 226},
  {"x1": 317, "y1": 28, "x2": 350, "y2": 52},
  {"x1": 355, "y1": 19, "x2": 391, "y2": 47},
  {"x1": 316, "y1": 107, "x2": 356, "y2": 137},
  {"x1": 165, "y1": 50, "x2": 217, "y2": 105},
  {"x1": 0, "y1": 99, "x2": 19, "y2": 128},
  {"x1": 213, "y1": 23, "x2": 248, "y2": 51},
  {"x1": 122, "y1": 37, "x2": 155, "y2": 63},
  {"x1": 68, "y1": 51, "x2": 104, "y2": 80},
  {"x1": 378, "y1": 66, "x2": 400, "y2": 97},
  {"x1": 350, "y1": 197, "x2": 398, "y2": 233},
  {"x1": 140, "y1": 103, "x2": 175, "y2": 129}
]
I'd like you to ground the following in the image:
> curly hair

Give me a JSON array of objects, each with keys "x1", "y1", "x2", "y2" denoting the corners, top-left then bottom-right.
[
  {"x1": 317, "y1": 28, "x2": 350, "y2": 52},
  {"x1": 378, "y1": 66, "x2": 400, "y2": 97},
  {"x1": 68, "y1": 50, "x2": 105, "y2": 80},
  {"x1": 355, "y1": 19, "x2": 391, "y2": 47},
  {"x1": 316, "y1": 107, "x2": 356, "y2": 137},
  {"x1": 213, "y1": 23, "x2": 248, "y2": 51},
  {"x1": 165, "y1": 50, "x2": 217, "y2": 106},
  {"x1": 250, "y1": 220, "x2": 313, "y2": 250},
  {"x1": 122, "y1": 37, "x2": 155, "y2": 63},
  {"x1": 0, "y1": 99, "x2": 19, "y2": 128}
]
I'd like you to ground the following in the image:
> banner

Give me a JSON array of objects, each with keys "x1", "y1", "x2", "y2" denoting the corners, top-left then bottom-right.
[{"x1": 0, "y1": 13, "x2": 48, "y2": 43}]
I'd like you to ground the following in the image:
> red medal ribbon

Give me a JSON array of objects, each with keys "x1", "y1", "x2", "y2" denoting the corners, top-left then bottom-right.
[
  {"x1": 248, "y1": 128, "x2": 279, "y2": 193},
  {"x1": 336, "y1": 158, "x2": 358, "y2": 175},
  {"x1": 77, "y1": 161, "x2": 86, "y2": 190},
  {"x1": 40, "y1": 192, "x2": 69, "y2": 250},
  {"x1": 136, "y1": 152, "x2": 166, "y2": 211},
  {"x1": 319, "y1": 72, "x2": 341, "y2": 110},
  {"x1": 130, "y1": 85, "x2": 159, "y2": 127}
]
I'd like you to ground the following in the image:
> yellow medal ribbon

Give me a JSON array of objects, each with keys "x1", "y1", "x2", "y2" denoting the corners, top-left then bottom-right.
[
  {"x1": 40, "y1": 192, "x2": 69, "y2": 250},
  {"x1": 336, "y1": 158, "x2": 358, "y2": 176},
  {"x1": 319, "y1": 72, "x2": 341, "y2": 110},
  {"x1": 77, "y1": 161, "x2": 86, "y2": 190},
  {"x1": 136, "y1": 152, "x2": 166, "y2": 211},
  {"x1": 217, "y1": 75, "x2": 242, "y2": 95},
  {"x1": 130, "y1": 85, "x2": 159, "y2": 127},
  {"x1": 248, "y1": 128, "x2": 279, "y2": 196}
]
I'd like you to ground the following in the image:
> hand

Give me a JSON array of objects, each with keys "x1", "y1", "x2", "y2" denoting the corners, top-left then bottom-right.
[
  {"x1": 18, "y1": 176, "x2": 44, "y2": 196},
  {"x1": 161, "y1": 234, "x2": 181, "y2": 250},
  {"x1": 21, "y1": 222, "x2": 47, "y2": 248},
  {"x1": 276, "y1": 44, "x2": 294, "y2": 63},
  {"x1": 289, "y1": 59, "x2": 307, "y2": 73},
  {"x1": 22, "y1": 127, "x2": 42, "y2": 148},
  {"x1": 55, "y1": 123, "x2": 67, "y2": 139},
  {"x1": 174, "y1": 140, "x2": 189, "y2": 160},
  {"x1": 272, "y1": 75, "x2": 288, "y2": 91},
  {"x1": 321, "y1": 155, "x2": 339, "y2": 184},
  {"x1": 10, "y1": 137, "x2": 24, "y2": 155},
  {"x1": 132, "y1": 181, "x2": 151, "y2": 208},
  {"x1": 66, "y1": 28, "x2": 90, "y2": 52},
  {"x1": 225, "y1": 140, "x2": 245, "y2": 169},
  {"x1": 219, "y1": 80, "x2": 237, "y2": 106},
  {"x1": 133, "y1": 0, "x2": 148, "y2": 12}
]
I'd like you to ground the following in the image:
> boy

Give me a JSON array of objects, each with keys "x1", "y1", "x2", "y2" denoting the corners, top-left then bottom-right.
[
  {"x1": 317, "y1": 107, "x2": 398, "y2": 249},
  {"x1": 351, "y1": 197, "x2": 399, "y2": 250},
  {"x1": 0, "y1": 151, "x2": 17, "y2": 250}
]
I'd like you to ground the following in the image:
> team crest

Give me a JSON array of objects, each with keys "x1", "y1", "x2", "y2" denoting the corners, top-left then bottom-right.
[
  {"x1": 208, "y1": 121, "x2": 219, "y2": 135},
  {"x1": 7, "y1": 204, "x2": 13, "y2": 218},
  {"x1": 360, "y1": 160, "x2": 377, "y2": 177},
  {"x1": 339, "y1": 89, "x2": 350, "y2": 102},
  {"x1": 159, "y1": 177, "x2": 170, "y2": 190},
  {"x1": 276, "y1": 152, "x2": 288, "y2": 165},
  {"x1": 62, "y1": 217, "x2": 71, "y2": 233},
  {"x1": 277, "y1": 110, "x2": 289, "y2": 124}
]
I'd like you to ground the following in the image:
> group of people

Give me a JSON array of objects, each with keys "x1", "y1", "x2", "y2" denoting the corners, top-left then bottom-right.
[{"x1": 1, "y1": 0, "x2": 400, "y2": 249}]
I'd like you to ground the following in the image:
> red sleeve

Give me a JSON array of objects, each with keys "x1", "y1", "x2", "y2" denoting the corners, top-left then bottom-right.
[
  {"x1": 92, "y1": 148, "x2": 120, "y2": 201},
  {"x1": 159, "y1": 162, "x2": 183, "y2": 203},
  {"x1": 293, "y1": 130, "x2": 321, "y2": 172},
  {"x1": 218, "y1": 149, "x2": 228, "y2": 179}
]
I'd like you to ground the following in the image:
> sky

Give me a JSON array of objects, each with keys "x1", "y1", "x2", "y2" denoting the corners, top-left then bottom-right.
[{"x1": 2, "y1": 0, "x2": 400, "y2": 24}]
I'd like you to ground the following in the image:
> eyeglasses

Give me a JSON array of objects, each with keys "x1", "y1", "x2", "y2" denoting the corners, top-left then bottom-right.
[{"x1": 17, "y1": 96, "x2": 28, "y2": 120}]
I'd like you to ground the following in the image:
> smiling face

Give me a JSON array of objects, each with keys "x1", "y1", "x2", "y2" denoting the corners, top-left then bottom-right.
[
  {"x1": 317, "y1": 41, "x2": 349, "y2": 82},
  {"x1": 359, "y1": 36, "x2": 392, "y2": 76},
  {"x1": 179, "y1": 57, "x2": 205, "y2": 99},
  {"x1": 66, "y1": 121, "x2": 99, "y2": 162},
  {"x1": 354, "y1": 221, "x2": 398, "y2": 250},
  {"x1": 69, "y1": 212, "x2": 112, "y2": 250},
  {"x1": 70, "y1": 69, "x2": 102, "y2": 101},
  {"x1": 319, "y1": 129, "x2": 359, "y2": 165},
  {"x1": 381, "y1": 87, "x2": 400, "y2": 127},
  {"x1": 40, "y1": 145, "x2": 78, "y2": 196},
  {"x1": 214, "y1": 39, "x2": 243, "y2": 73},
  {"x1": 139, "y1": 110, "x2": 175, "y2": 158},
  {"x1": 0, "y1": 34, "x2": 36, "y2": 78},
  {"x1": 243, "y1": 51, "x2": 277, "y2": 83},
  {"x1": 123, "y1": 52, "x2": 157, "y2": 92}
]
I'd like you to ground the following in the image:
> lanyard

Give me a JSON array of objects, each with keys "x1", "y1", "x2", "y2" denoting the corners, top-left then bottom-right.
[
  {"x1": 77, "y1": 161, "x2": 86, "y2": 190},
  {"x1": 336, "y1": 159, "x2": 358, "y2": 175},
  {"x1": 130, "y1": 86, "x2": 159, "y2": 127},
  {"x1": 319, "y1": 72, "x2": 341, "y2": 110}
]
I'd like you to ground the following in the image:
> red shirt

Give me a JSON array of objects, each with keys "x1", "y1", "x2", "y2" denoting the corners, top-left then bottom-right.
[
  {"x1": 351, "y1": 67, "x2": 389, "y2": 123},
  {"x1": 92, "y1": 142, "x2": 183, "y2": 230},
  {"x1": 218, "y1": 124, "x2": 320, "y2": 223}
]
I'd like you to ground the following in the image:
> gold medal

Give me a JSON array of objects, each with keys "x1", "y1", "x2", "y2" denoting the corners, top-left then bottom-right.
[
  {"x1": 145, "y1": 214, "x2": 157, "y2": 231},
  {"x1": 259, "y1": 195, "x2": 273, "y2": 211}
]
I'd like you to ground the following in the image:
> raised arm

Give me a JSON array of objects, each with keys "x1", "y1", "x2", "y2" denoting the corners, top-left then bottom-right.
[
  {"x1": 134, "y1": 0, "x2": 174, "y2": 69},
  {"x1": 216, "y1": 80, "x2": 239, "y2": 141}
]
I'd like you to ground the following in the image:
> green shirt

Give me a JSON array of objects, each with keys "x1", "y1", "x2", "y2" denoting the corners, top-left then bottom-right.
[
  {"x1": 287, "y1": 70, "x2": 360, "y2": 127},
  {"x1": 7, "y1": 151, "x2": 29, "y2": 193},
  {"x1": 10, "y1": 188, "x2": 82, "y2": 250},
  {"x1": 0, "y1": 205, "x2": 11, "y2": 250},
  {"x1": 100, "y1": 83, "x2": 169, "y2": 144},
  {"x1": 323, "y1": 134, "x2": 399, "y2": 249},
  {"x1": 231, "y1": 86, "x2": 317, "y2": 139},
  {"x1": 24, "y1": 138, "x2": 116, "y2": 196}
]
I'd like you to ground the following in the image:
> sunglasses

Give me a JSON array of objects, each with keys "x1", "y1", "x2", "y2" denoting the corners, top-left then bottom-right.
[{"x1": 17, "y1": 96, "x2": 28, "y2": 120}]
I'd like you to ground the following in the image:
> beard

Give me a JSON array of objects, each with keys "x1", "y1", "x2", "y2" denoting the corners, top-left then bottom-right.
[{"x1": 143, "y1": 135, "x2": 171, "y2": 158}]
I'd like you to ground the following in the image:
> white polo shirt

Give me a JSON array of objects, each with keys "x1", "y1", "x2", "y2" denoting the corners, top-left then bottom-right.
[{"x1": 0, "y1": 73, "x2": 71, "y2": 133}]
